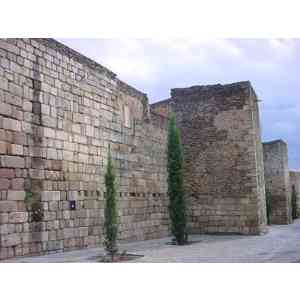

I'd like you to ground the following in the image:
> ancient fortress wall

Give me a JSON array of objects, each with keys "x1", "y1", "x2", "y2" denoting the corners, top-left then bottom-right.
[
  {"x1": 0, "y1": 38, "x2": 169, "y2": 260},
  {"x1": 152, "y1": 82, "x2": 267, "y2": 234},
  {"x1": 263, "y1": 140, "x2": 292, "y2": 224}
]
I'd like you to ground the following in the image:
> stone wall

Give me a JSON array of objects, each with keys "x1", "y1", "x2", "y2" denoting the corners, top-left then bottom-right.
[
  {"x1": 0, "y1": 38, "x2": 169, "y2": 260},
  {"x1": 263, "y1": 140, "x2": 292, "y2": 224},
  {"x1": 152, "y1": 82, "x2": 267, "y2": 234},
  {"x1": 289, "y1": 171, "x2": 300, "y2": 216}
]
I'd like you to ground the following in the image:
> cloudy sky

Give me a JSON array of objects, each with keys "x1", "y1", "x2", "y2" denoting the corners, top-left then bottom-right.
[{"x1": 59, "y1": 39, "x2": 300, "y2": 170}]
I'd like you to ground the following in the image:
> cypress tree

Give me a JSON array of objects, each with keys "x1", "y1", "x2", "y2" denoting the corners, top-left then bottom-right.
[
  {"x1": 292, "y1": 185, "x2": 298, "y2": 219},
  {"x1": 265, "y1": 189, "x2": 272, "y2": 225},
  {"x1": 104, "y1": 145, "x2": 118, "y2": 260},
  {"x1": 167, "y1": 113, "x2": 187, "y2": 245}
]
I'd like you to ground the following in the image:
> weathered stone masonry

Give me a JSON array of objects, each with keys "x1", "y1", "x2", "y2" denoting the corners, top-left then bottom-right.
[
  {"x1": 263, "y1": 140, "x2": 292, "y2": 224},
  {"x1": 0, "y1": 38, "x2": 270, "y2": 260},
  {"x1": 0, "y1": 38, "x2": 169, "y2": 260},
  {"x1": 151, "y1": 82, "x2": 267, "y2": 234}
]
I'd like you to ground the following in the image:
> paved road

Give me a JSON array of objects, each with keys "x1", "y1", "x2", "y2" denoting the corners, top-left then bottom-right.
[{"x1": 3, "y1": 219, "x2": 300, "y2": 263}]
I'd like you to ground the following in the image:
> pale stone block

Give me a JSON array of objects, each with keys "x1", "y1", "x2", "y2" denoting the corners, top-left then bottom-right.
[
  {"x1": 41, "y1": 104, "x2": 50, "y2": 115},
  {"x1": 0, "y1": 102, "x2": 12, "y2": 117},
  {"x1": 67, "y1": 191, "x2": 78, "y2": 201},
  {"x1": 43, "y1": 116, "x2": 56, "y2": 128},
  {"x1": 86, "y1": 125, "x2": 94, "y2": 137},
  {"x1": 72, "y1": 124, "x2": 81, "y2": 134},
  {"x1": 64, "y1": 141, "x2": 75, "y2": 152},
  {"x1": 74, "y1": 134, "x2": 87, "y2": 144},
  {"x1": 23, "y1": 101, "x2": 32, "y2": 112},
  {"x1": 47, "y1": 148, "x2": 57, "y2": 160},
  {"x1": 56, "y1": 130, "x2": 68, "y2": 141},
  {"x1": 1, "y1": 233, "x2": 21, "y2": 247},
  {"x1": 41, "y1": 191, "x2": 61, "y2": 201},
  {"x1": 0, "y1": 141, "x2": 7, "y2": 154},
  {"x1": 63, "y1": 228, "x2": 75, "y2": 239},
  {"x1": 3, "y1": 117, "x2": 21, "y2": 131},
  {"x1": 0, "y1": 77, "x2": 8, "y2": 91},
  {"x1": 44, "y1": 127, "x2": 56, "y2": 138},
  {"x1": 63, "y1": 150, "x2": 73, "y2": 161},
  {"x1": 78, "y1": 153, "x2": 88, "y2": 163},
  {"x1": 11, "y1": 178, "x2": 24, "y2": 190},
  {"x1": 7, "y1": 190, "x2": 25, "y2": 200},
  {"x1": 1, "y1": 156, "x2": 25, "y2": 168},
  {"x1": 10, "y1": 144, "x2": 23, "y2": 155},
  {"x1": 8, "y1": 212, "x2": 27, "y2": 223}
]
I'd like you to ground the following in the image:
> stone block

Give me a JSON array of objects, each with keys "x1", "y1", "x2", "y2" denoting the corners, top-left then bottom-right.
[
  {"x1": 12, "y1": 132, "x2": 27, "y2": 145},
  {"x1": 8, "y1": 82, "x2": 23, "y2": 97},
  {"x1": 47, "y1": 148, "x2": 57, "y2": 160},
  {"x1": 0, "y1": 224, "x2": 8, "y2": 234},
  {"x1": 23, "y1": 101, "x2": 32, "y2": 112},
  {"x1": 0, "y1": 77, "x2": 8, "y2": 91},
  {"x1": 67, "y1": 191, "x2": 78, "y2": 201},
  {"x1": 56, "y1": 130, "x2": 68, "y2": 141},
  {"x1": 41, "y1": 191, "x2": 61, "y2": 202},
  {"x1": 0, "y1": 178, "x2": 10, "y2": 190},
  {"x1": 8, "y1": 212, "x2": 27, "y2": 223},
  {"x1": 1, "y1": 155, "x2": 25, "y2": 168},
  {"x1": 43, "y1": 116, "x2": 56, "y2": 128},
  {"x1": 2, "y1": 117, "x2": 21, "y2": 132},
  {"x1": 0, "y1": 141, "x2": 7, "y2": 154},
  {"x1": 79, "y1": 227, "x2": 88, "y2": 237},
  {"x1": 0, "y1": 102, "x2": 12, "y2": 117},
  {"x1": 1, "y1": 233, "x2": 21, "y2": 247},
  {"x1": 63, "y1": 228, "x2": 75, "y2": 239},
  {"x1": 44, "y1": 127, "x2": 55, "y2": 138},
  {"x1": 49, "y1": 201, "x2": 59, "y2": 211},
  {"x1": 0, "y1": 168, "x2": 15, "y2": 178},
  {"x1": 0, "y1": 213, "x2": 9, "y2": 224},
  {"x1": 41, "y1": 104, "x2": 50, "y2": 115},
  {"x1": 11, "y1": 178, "x2": 24, "y2": 190},
  {"x1": 8, "y1": 144, "x2": 23, "y2": 155},
  {"x1": 63, "y1": 150, "x2": 73, "y2": 161},
  {"x1": 7, "y1": 190, "x2": 25, "y2": 200}
]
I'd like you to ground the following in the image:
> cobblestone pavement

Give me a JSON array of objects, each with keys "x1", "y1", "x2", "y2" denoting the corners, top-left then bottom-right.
[{"x1": 3, "y1": 219, "x2": 300, "y2": 263}]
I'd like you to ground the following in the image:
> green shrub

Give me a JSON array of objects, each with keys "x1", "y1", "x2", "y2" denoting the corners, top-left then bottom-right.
[
  {"x1": 167, "y1": 114, "x2": 187, "y2": 245},
  {"x1": 25, "y1": 190, "x2": 43, "y2": 222}
]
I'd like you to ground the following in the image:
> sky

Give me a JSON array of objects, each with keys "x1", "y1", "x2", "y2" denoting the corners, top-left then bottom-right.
[{"x1": 59, "y1": 39, "x2": 300, "y2": 170}]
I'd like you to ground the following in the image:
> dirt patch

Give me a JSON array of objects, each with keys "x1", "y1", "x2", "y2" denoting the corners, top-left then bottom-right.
[
  {"x1": 166, "y1": 240, "x2": 202, "y2": 246},
  {"x1": 90, "y1": 252, "x2": 144, "y2": 262}
]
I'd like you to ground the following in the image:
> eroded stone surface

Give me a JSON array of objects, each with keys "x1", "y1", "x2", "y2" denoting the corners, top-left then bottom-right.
[
  {"x1": 0, "y1": 38, "x2": 169, "y2": 260},
  {"x1": 151, "y1": 83, "x2": 267, "y2": 234},
  {"x1": 0, "y1": 38, "x2": 271, "y2": 261},
  {"x1": 263, "y1": 140, "x2": 292, "y2": 224}
]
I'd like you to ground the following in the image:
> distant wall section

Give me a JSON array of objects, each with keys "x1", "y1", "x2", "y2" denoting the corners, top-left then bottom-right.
[{"x1": 263, "y1": 140, "x2": 292, "y2": 224}]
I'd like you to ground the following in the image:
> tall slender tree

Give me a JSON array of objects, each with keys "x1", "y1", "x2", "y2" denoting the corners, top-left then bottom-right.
[
  {"x1": 265, "y1": 189, "x2": 272, "y2": 225},
  {"x1": 167, "y1": 113, "x2": 187, "y2": 245},
  {"x1": 291, "y1": 185, "x2": 298, "y2": 220},
  {"x1": 104, "y1": 144, "x2": 118, "y2": 260}
]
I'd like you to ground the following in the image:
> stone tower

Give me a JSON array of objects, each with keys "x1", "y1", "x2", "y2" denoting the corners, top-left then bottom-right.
[
  {"x1": 263, "y1": 140, "x2": 292, "y2": 224},
  {"x1": 152, "y1": 82, "x2": 267, "y2": 234}
]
